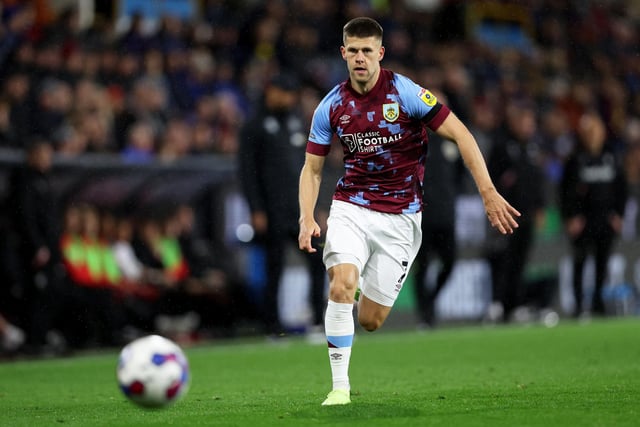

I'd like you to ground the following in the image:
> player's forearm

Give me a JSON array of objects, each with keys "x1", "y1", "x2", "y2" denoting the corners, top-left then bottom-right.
[
  {"x1": 457, "y1": 136, "x2": 496, "y2": 196},
  {"x1": 298, "y1": 163, "x2": 322, "y2": 223}
]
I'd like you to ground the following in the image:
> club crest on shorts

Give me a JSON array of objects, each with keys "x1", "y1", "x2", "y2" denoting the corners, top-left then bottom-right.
[{"x1": 383, "y1": 102, "x2": 399, "y2": 122}]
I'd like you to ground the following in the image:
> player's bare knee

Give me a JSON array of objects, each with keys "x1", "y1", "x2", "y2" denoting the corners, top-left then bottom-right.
[
  {"x1": 328, "y1": 285, "x2": 355, "y2": 303},
  {"x1": 358, "y1": 317, "x2": 382, "y2": 332},
  {"x1": 327, "y1": 269, "x2": 358, "y2": 303}
]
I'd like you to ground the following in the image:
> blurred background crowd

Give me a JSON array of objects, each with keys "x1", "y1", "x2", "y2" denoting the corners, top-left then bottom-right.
[{"x1": 0, "y1": 0, "x2": 640, "y2": 356}]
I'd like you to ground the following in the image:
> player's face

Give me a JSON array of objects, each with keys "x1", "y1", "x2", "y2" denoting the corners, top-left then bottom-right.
[{"x1": 341, "y1": 36, "x2": 384, "y2": 93}]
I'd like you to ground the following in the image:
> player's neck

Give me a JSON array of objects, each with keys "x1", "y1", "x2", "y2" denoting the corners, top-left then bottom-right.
[{"x1": 351, "y1": 69, "x2": 381, "y2": 95}]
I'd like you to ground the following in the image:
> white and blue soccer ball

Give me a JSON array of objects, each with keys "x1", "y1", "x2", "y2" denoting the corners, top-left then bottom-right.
[{"x1": 116, "y1": 335, "x2": 190, "y2": 408}]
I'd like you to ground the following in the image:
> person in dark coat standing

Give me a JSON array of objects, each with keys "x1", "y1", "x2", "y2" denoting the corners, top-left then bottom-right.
[
  {"x1": 485, "y1": 100, "x2": 546, "y2": 323},
  {"x1": 413, "y1": 132, "x2": 465, "y2": 327},
  {"x1": 239, "y1": 73, "x2": 327, "y2": 336},
  {"x1": 11, "y1": 137, "x2": 64, "y2": 352},
  {"x1": 559, "y1": 110, "x2": 627, "y2": 318}
]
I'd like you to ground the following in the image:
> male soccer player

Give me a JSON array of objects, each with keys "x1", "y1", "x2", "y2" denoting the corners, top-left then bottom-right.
[{"x1": 298, "y1": 17, "x2": 520, "y2": 406}]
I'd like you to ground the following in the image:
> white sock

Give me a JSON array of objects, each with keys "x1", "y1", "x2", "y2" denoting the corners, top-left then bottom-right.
[{"x1": 324, "y1": 299, "x2": 354, "y2": 391}]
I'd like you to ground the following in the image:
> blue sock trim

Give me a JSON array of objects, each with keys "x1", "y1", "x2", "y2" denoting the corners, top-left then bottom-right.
[{"x1": 327, "y1": 334, "x2": 353, "y2": 348}]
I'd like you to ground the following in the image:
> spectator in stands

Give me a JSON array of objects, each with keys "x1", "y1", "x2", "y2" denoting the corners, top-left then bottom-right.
[
  {"x1": 152, "y1": 15, "x2": 188, "y2": 55},
  {"x1": 132, "y1": 214, "x2": 170, "y2": 281},
  {"x1": 0, "y1": 2, "x2": 35, "y2": 70},
  {"x1": 113, "y1": 75, "x2": 167, "y2": 149},
  {"x1": 60, "y1": 203, "x2": 88, "y2": 286},
  {"x1": 164, "y1": 46, "x2": 192, "y2": 112},
  {"x1": 111, "y1": 213, "x2": 162, "y2": 334},
  {"x1": 140, "y1": 48, "x2": 171, "y2": 103},
  {"x1": 78, "y1": 109, "x2": 115, "y2": 153},
  {"x1": 466, "y1": 96, "x2": 500, "y2": 181},
  {"x1": 208, "y1": 91, "x2": 245, "y2": 155},
  {"x1": 32, "y1": 77, "x2": 73, "y2": 139},
  {"x1": 67, "y1": 204, "x2": 126, "y2": 347},
  {"x1": 157, "y1": 116, "x2": 193, "y2": 162},
  {"x1": 559, "y1": 111, "x2": 628, "y2": 318},
  {"x1": 117, "y1": 12, "x2": 151, "y2": 56},
  {"x1": 32, "y1": 40, "x2": 65, "y2": 87},
  {"x1": 191, "y1": 116, "x2": 216, "y2": 154},
  {"x1": 96, "y1": 43, "x2": 120, "y2": 87},
  {"x1": 71, "y1": 78, "x2": 115, "y2": 152},
  {"x1": 539, "y1": 106, "x2": 575, "y2": 182},
  {"x1": 0, "y1": 70, "x2": 31, "y2": 147},
  {"x1": 185, "y1": 47, "x2": 218, "y2": 107},
  {"x1": 52, "y1": 123, "x2": 88, "y2": 157},
  {"x1": 121, "y1": 120, "x2": 156, "y2": 163},
  {"x1": 112, "y1": 214, "x2": 152, "y2": 286}
]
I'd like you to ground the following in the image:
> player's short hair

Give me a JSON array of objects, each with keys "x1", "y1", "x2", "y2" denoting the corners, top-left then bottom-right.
[{"x1": 343, "y1": 17, "x2": 383, "y2": 44}]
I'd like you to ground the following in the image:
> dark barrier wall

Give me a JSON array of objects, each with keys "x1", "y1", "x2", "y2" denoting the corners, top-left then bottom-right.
[{"x1": 0, "y1": 148, "x2": 237, "y2": 244}]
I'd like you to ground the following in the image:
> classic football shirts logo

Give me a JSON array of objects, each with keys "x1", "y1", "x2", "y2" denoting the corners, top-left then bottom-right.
[{"x1": 340, "y1": 131, "x2": 402, "y2": 153}]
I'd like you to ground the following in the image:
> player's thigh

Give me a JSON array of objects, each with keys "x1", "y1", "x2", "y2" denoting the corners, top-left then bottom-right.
[{"x1": 360, "y1": 213, "x2": 421, "y2": 307}]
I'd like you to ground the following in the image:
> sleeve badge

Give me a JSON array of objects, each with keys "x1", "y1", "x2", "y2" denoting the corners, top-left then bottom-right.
[{"x1": 418, "y1": 88, "x2": 437, "y2": 107}]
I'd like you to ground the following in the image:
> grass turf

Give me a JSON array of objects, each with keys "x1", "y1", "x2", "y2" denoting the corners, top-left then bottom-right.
[{"x1": 0, "y1": 317, "x2": 638, "y2": 426}]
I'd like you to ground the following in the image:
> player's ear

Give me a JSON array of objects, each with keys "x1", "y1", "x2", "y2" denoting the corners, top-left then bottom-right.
[
  {"x1": 340, "y1": 46, "x2": 347, "y2": 60},
  {"x1": 378, "y1": 46, "x2": 385, "y2": 61}
]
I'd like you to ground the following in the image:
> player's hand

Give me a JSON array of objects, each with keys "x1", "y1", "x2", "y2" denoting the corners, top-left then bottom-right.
[
  {"x1": 298, "y1": 218, "x2": 321, "y2": 253},
  {"x1": 566, "y1": 216, "x2": 585, "y2": 238},
  {"x1": 251, "y1": 211, "x2": 268, "y2": 235},
  {"x1": 481, "y1": 188, "x2": 521, "y2": 234},
  {"x1": 609, "y1": 213, "x2": 623, "y2": 234},
  {"x1": 32, "y1": 246, "x2": 50, "y2": 268}
]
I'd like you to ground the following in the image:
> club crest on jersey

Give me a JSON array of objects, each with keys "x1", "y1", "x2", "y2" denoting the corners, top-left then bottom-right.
[
  {"x1": 418, "y1": 88, "x2": 437, "y2": 107},
  {"x1": 383, "y1": 102, "x2": 399, "y2": 122}
]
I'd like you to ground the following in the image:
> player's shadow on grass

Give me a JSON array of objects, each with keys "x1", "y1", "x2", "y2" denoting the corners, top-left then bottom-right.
[{"x1": 293, "y1": 402, "x2": 422, "y2": 421}]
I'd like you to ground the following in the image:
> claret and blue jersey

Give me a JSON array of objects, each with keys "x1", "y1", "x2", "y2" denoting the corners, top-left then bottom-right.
[{"x1": 306, "y1": 69, "x2": 451, "y2": 214}]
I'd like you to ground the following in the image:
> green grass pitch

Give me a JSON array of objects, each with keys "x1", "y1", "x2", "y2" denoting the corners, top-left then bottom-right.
[{"x1": 0, "y1": 318, "x2": 638, "y2": 426}]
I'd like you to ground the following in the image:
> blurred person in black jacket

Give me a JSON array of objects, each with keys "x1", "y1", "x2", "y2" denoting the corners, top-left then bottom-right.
[
  {"x1": 413, "y1": 132, "x2": 465, "y2": 327},
  {"x1": 11, "y1": 138, "x2": 65, "y2": 352},
  {"x1": 485, "y1": 100, "x2": 546, "y2": 323},
  {"x1": 559, "y1": 111, "x2": 628, "y2": 318},
  {"x1": 239, "y1": 73, "x2": 327, "y2": 336}
]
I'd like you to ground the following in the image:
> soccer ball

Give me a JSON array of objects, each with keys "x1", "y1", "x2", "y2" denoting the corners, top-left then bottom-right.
[{"x1": 116, "y1": 335, "x2": 190, "y2": 408}]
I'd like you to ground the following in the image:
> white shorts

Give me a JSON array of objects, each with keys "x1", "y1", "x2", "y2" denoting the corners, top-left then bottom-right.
[{"x1": 323, "y1": 200, "x2": 422, "y2": 307}]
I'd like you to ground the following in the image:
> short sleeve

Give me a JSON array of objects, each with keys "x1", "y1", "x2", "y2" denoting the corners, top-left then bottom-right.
[
  {"x1": 394, "y1": 73, "x2": 450, "y2": 130},
  {"x1": 306, "y1": 90, "x2": 337, "y2": 156}
]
